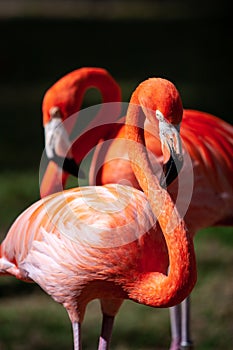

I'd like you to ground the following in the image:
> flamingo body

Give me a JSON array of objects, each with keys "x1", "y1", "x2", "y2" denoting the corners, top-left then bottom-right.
[{"x1": 0, "y1": 185, "x2": 168, "y2": 320}]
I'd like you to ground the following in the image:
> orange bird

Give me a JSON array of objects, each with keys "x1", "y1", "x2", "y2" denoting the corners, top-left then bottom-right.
[
  {"x1": 41, "y1": 69, "x2": 233, "y2": 349},
  {"x1": 0, "y1": 78, "x2": 197, "y2": 350},
  {"x1": 97, "y1": 108, "x2": 233, "y2": 350},
  {"x1": 40, "y1": 67, "x2": 122, "y2": 197}
]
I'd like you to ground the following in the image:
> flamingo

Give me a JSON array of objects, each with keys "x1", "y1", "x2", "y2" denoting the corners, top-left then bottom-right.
[
  {"x1": 0, "y1": 77, "x2": 197, "y2": 350},
  {"x1": 40, "y1": 67, "x2": 122, "y2": 197},
  {"x1": 41, "y1": 69, "x2": 233, "y2": 349},
  {"x1": 96, "y1": 108, "x2": 233, "y2": 350}
]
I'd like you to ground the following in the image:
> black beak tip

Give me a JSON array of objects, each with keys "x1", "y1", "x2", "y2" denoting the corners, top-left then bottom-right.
[
  {"x1": 160, "y1": 155, "x2": 183, "y2": 188},
  {"x1": 48, "y1": 154, "x2": 86, "y2": 179},
  {"x1": 63, "y1": 157, "x2": 86, "y2": 179}
]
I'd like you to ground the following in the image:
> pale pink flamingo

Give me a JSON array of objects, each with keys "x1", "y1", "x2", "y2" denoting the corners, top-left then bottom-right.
[{"x1": 0, "y1": 77, "x2": 197, "y2": 350}]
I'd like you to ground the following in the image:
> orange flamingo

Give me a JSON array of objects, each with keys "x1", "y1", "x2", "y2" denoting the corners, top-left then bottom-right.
[
  {"x1": 40, "y1": 67, "x2": 122, "y2": 197},
  {"x1": 97, "y1": 110, "x2": 233, "y2": 350},
  {"x1": 0, "y1": 78, "x2": 197, "y2": 350},
  {"x1": 41, "y1": 69, "x2": 233, "y2": 349}
]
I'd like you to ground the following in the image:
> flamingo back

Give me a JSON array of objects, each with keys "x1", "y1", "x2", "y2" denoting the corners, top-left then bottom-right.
[{"x1": 0, "y1": 184, "x2": 168, "y2": 280}]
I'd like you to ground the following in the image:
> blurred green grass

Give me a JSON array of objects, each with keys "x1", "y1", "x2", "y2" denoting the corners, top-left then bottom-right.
[{"x1": 0, "y1": 230, "x2": 232, "y2": 350}]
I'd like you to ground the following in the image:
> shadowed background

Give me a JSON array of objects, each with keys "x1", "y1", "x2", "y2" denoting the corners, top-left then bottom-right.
[{"x1": 0, "y1": 1, "x2": 232, "y2": 349}]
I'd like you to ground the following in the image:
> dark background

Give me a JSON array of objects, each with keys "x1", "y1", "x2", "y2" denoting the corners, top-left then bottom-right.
[{"x1": 0, "y1": 0, "x2": 232, "y2": 173}]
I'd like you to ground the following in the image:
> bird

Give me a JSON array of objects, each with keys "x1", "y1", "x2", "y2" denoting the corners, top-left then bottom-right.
[
  {"x1": 41, "y1": 69, "x2": 233, "y2": 349},
  {"x1": 40, "y1": 66, "x2": 122, "y2": 198},
  {"x1": 0, "y1": 77, "x2": 197, "y2": 350},
  {"x1": 97, "y1": 112, "x2": 233, "y2": 350}
]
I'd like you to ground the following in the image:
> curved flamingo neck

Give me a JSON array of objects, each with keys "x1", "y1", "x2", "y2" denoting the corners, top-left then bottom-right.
[
  {"x1": 42, "y1": 67, "x2": 121, "y2": 125},
  {"x1": 125, "y1": 88, "x2": 197, "y2": 307},
  {"x1": 42, "y1": 67, "x2": 122, "y2": 168}
]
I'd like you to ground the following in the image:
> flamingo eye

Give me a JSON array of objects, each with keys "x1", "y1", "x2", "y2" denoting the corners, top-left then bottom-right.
[
  {"x1": 156, "y1": 110, "x2": 164, "y2": 121},
  {"x1": 49, "y1": 106, "x2": 62, "y2": 119}
]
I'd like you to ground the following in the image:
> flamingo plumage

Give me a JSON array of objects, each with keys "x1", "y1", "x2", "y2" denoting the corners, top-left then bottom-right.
[
  {"x1": 89, "y1": 100, "x2": 233, "y2": 350},
  {"x1": 91, "y1": 94, "x2": 233, "y2": 350},
  {"x1": 41, "y1": 68, "x2": 233, "y2": 349},
  {"x1": 40, "y1": 67, "x2": 122, "y2": 198},
  {"x1": 0, "y1": 77, "x2": 197, "y2": 350}
]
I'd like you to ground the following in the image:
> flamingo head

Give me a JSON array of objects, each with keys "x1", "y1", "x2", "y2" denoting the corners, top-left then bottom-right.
[
  {"x1": 138, "y1": 78, "x2": 183, "y2": 187},
  {"x1": 40, "y1": 106, "x2": 84, "y2": 198},
  {"x1": 41, "y1": 67, "x2": 122, "y2": 198}
]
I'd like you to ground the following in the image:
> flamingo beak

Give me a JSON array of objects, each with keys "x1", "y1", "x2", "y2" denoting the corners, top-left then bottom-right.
[
  {"x1": 41, "y1": 107, "x2": 85, "y2": 198},
  {"x1": 60, "y1": 156, "x2": 85, "y2": 178},
  {"x1": 160, "y1": 142, "x2": 183, "y2": 188},
  {"x1": 156, "y1": 110, "x2": 183, "y2": 188}
]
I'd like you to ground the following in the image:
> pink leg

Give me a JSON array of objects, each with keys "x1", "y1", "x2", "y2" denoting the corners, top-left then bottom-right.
[
  {"x1": 169, "y1": 304, "x2": 181, "y2": 350},
  {"x1": 180, "y1": 296, "x2": 193, "y2": 349},
  {"x1": 98, "y1": 314, "x2": 115, "y2": 350},
  {"x1": 72, "y1": 321, "x2": 82, "y2": 350}
]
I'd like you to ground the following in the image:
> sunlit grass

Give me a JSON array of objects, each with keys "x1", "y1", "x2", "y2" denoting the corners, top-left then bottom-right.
[
  {"x1": 0, "y1": 233, "x2": 232, "y2": 350},
  {"x1": 0, "y1": 179, "x2": 232, "y2": 349}
]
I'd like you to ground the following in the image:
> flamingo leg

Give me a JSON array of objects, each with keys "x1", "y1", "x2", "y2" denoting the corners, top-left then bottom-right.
[
  {"x1": 180, "y1": 296, "x2": 193, "y2": 349},
  {"x1": 72, "y1": 321, "x2": 82, "y2": 350},
  {"x1": 98, "y1": 313, "x2": 115, "y2": 350},
  {"x1": 169, "y1": 304, "x2": 181, "y2": 350}
]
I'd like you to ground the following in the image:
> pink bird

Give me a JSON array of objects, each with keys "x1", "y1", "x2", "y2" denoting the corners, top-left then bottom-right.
[
  {"x1": 0, "y1": 77, "x2": 197, "y2": 350},
  {"x1": 41, "y1": 68, "x2": 233, "y2": 349}
]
